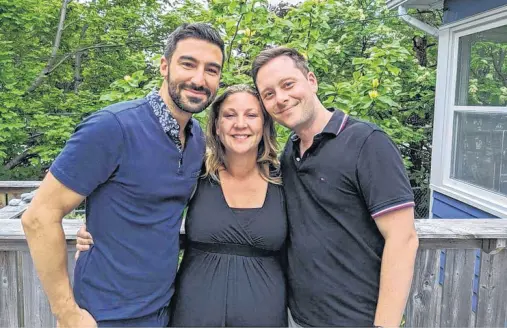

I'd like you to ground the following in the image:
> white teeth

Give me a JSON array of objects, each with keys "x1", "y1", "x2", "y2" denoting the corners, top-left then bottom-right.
[{"x1": 233, "y1": 135, "x2": 249, "y2": 139}]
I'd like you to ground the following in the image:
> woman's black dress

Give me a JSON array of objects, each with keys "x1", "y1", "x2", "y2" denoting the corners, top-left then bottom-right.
[{"x1": 170, "y1": 177, "x2": 287, "y2": 327}]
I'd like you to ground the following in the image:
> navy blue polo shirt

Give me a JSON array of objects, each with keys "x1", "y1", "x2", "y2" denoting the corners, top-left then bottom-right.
[
  {"x1": 50, "y1": 98, "x2": 205, "y2": 321},
  {"x1": 282, "y1": 109, "x2": 414, "y2": 327}
]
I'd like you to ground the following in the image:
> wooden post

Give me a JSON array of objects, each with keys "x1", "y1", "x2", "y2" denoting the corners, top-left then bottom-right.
[
  {"x1": 439, "y1": 249, "x2": 476, "y2": 327},
  {"x1": 0, "y1": 251, "x2": 20, "y2": 327},
  {"x1": 475, "y1": 250, "x2": 507, "y2": 327},
  {"x1": 405, "y1": 249, "x2": 442, "y2": 327}
]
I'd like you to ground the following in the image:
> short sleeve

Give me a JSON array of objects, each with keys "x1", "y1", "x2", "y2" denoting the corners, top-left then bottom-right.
[
  {"x1": 50, "y1": 110, "x2": 124, "y2": 196},
  {"x1": 356, "y1": 130, "x2": 414, "y2": 219}
]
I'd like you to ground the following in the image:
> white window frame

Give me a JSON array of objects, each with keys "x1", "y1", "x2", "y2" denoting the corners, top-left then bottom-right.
[{"x1": 430, "y1": 5, "x2": 507, "y2": 217}]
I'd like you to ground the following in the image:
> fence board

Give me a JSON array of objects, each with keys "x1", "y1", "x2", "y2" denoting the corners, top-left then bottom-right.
[
  {"x1": 0, "y1": 251, "x2": 19, "y2": 327},
  {"x1": 476, "y1": 250, "x2": 507, "y2": 327},
  {"x1": 19, "y1": 249, "x2": 77, "y2": 327},
  {"x1": 440, "y1": 249, "x2": 477, "y2": 327},
  {"x1": 21, "y1": 251, "x2": 56, "y2": 327},
  {"x1": 406, "y1": 248, "x2": 442, "y2": 327}
]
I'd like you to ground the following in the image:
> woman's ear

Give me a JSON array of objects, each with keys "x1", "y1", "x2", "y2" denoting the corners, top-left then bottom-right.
[{"x1": 215, "y1": 118, "x2": 220, "y2": 138}]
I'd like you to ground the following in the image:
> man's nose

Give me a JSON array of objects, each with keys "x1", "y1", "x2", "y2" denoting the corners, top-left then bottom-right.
[
  {"x1": 276, "y1": 92, "x2": 289, "y2": 106},
  {"x1": 190, "y1": 68, "x2": 205, "y2": 86}
]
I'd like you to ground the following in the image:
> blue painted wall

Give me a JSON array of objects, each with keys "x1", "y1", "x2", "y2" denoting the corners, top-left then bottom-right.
[
  {"x1": 431, "y1": 191, "x2": 497, "y2": 312},
  {"x1": 432, "y1": 192, "x2": 496, "y2": 219},
  {"x1": 443, "y1": 0, "x2": 507, "y2": 24}
]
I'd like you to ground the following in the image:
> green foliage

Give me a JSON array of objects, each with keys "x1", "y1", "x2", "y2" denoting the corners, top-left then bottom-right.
[
  {"x1": 466, "y1": 38, "x2": 507, "y2": 106},
  {"x1": 1, "y1": 0, "x2": 441, "y2": 187}
]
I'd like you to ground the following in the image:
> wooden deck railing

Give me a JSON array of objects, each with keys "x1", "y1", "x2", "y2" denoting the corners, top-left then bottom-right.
[
  {"x1": 0, "y1": 181, "x2": 40, "y2": 209},
  {"x1": 0, "y1": 218, "x2": 506, "y2": 327}
]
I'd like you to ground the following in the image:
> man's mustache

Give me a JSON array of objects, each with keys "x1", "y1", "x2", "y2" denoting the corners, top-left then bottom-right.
[{"x1": 181, "y1": 83, "x2": 211, "y2": 97}]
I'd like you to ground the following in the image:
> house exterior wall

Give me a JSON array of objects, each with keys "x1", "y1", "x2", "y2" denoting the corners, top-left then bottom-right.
[
  {"x1": 432, "y1": 191, "x2": 497, "y2": 219},
  {"x1": 443, "y1": 0, "x2": 507, "y2": 24}
]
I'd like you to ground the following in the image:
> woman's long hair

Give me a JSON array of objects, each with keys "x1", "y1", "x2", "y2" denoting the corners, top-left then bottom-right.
[{"x1": 203, "y1": 84, "x2": 281, "y2": 185}]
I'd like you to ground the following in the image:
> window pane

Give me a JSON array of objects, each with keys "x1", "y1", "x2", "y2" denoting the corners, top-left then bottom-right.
[
  {"x1": 455, "y1": 25, "x2": 507, "y2": 106},
  {"x1": 452, "y1": 112, "x2": 507, "y2": 196}
]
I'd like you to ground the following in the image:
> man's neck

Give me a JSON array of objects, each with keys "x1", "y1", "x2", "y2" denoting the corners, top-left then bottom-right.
[{"x1": 295, "y1": 102, "x2": 333, "y2": 154}]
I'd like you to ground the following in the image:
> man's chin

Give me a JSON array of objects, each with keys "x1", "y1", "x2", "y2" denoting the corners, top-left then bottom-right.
[{"x1": 180, "y1": 104, "x2": 207, "y2": 114}]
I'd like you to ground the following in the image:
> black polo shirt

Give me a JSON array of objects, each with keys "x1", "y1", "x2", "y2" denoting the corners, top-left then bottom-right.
[{"x1": 282, "y1": 109, "x2": 414, "y2": 327}]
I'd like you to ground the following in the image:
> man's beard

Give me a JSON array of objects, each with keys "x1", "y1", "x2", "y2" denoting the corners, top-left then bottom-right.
[{"x1": 167, "y1": 75, "x2": 215, "y2": 114}]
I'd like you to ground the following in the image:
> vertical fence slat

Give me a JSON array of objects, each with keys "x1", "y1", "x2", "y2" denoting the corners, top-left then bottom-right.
[
  {"x1": 406, "y1": 249, "x2": 442, "y2": 327},
  {"x1": 476, "y1": 250, "x2": 507, "y2": 328},
  {"x1": 440, "y1": 249, "x2": 477, "y2": 327},
  {"x1": 19, "y1": 248, "x2": 77, "y2": 328},
  {"x1": 21, "y1": 251, "x2": 56, "y2": 327},
  {"x1": 0, "y1": 251, "x2": 19, "y2": 327},
  {"x1": 67, "y1": 248, "x2": 76, "y2": 286}
]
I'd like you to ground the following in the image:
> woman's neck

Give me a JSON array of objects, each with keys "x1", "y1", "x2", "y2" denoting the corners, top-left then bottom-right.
[{"x1": 221, "y1": 150, "x2": 259, "y2": 181}]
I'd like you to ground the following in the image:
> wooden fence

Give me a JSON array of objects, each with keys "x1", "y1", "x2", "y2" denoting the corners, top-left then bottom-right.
[
  {"x1": 0, "y1": 181, "x2": 40, "y2": 209},
  {"x1": 0, "y1": 219, "x2": 506, "y2": 327}
]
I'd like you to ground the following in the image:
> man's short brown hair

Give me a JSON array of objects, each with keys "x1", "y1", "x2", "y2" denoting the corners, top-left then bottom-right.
[{"x1": 251, "y1": 47, "x2": 310, "y2": 86}]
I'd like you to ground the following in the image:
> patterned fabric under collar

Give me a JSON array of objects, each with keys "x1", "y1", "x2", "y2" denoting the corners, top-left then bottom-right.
[{"x1": 146, "y1": 89, "x2": 193, "y2": 151}]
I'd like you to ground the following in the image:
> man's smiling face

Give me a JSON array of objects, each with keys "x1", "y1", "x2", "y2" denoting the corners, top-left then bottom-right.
[
  {"x1": 256, "y1": 55, "x2": 318, "y2": 131},
  {"x1": 161, "y1": 38, "x2": 223, "y2": 114}
]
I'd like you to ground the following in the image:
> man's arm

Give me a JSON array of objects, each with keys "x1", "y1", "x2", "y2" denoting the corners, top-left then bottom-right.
[
  {"x1": 373, "y1": 207, "x2": 419, "y2": 327},
  {"x1": 22, "y1": 172, "x2": 96, "y2": 326},
  {"x1": 355, "y1": 130, "x2": 418, "y2": 326}
]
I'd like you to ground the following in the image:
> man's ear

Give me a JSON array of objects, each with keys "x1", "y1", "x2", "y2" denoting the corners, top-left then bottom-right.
[
  {"x1": 160, "y1": 56, "x2": 169, "y2": 78},
  {"x1": 307, "y1": 71, "x2": 318, "y2": 93}
]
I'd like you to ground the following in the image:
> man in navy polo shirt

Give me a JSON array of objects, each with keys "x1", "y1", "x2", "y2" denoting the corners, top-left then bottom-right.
[
  {"x1": 253, "y1": 48, "x2": 420, "y2": 327},
  {"x1": 22, "y1": 23, "x2": 224, "y2": 327}
]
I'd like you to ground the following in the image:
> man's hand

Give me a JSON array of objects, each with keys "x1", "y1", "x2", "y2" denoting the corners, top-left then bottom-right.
[
  {"x1": 57, "y1": 306, "x2": 97, "y2": 328},
  {"x1": 74, "y1": 224, "x2": 94, "y2": 261}
]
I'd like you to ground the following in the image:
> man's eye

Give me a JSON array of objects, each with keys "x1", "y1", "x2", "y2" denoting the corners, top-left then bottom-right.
[{"x1": 284, "y1": 82, "x2": 294, "y2": 88}]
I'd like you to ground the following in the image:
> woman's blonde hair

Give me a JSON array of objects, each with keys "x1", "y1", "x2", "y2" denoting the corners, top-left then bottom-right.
[{"x1": 203, "y1": 84, "x2": 281, "y2": 185}]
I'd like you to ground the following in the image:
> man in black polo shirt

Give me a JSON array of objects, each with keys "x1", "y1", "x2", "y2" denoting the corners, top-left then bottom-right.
[{"x1": 253, "y1": 48, "x2": 419, "y2": 327}]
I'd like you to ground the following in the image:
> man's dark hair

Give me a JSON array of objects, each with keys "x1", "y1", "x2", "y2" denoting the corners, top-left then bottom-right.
[
  {"x1": 251, "y1": 47, "x2": 310, "y2": 85},
  {"x1": 164, "y1": 23, "x2": 225, "y2": 63}
]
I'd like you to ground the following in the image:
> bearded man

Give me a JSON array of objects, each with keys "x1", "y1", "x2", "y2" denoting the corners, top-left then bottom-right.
[{"x1": 22, "y1": 23, "x2": 224, "y2": 328}]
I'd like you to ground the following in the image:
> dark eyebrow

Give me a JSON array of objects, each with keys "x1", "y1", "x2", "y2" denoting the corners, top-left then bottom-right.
[
  {"x1": 207, "y1": 62, "x2": 222, "y2": 72},
  {"x1": 178, "y1": 55, "x2": 197, "y2": 63},
  {"x1": 178, "y1": 56, "x2": 221, "y2": 72}
]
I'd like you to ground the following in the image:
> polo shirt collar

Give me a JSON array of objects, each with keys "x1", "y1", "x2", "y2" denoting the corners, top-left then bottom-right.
[
  {"x1": 289, "y1": 108, "x2": 349, "y2": 142},
  {"x1": 146, "y1": 89, "x2": 194, "y2": 138}
]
